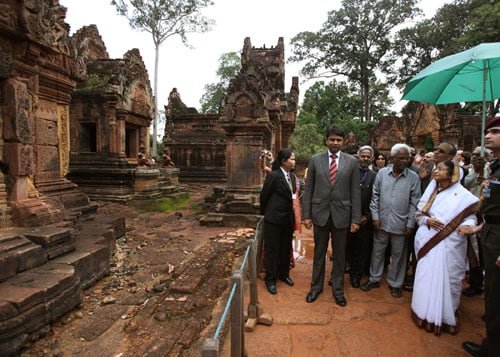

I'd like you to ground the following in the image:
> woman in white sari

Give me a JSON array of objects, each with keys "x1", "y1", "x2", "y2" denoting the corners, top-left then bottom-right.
[{"x1": 412, "y1": 161, "x2": 480, "y2": 335}]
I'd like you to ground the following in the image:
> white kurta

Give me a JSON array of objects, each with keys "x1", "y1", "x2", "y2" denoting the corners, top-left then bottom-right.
[{"x1": 411, "y1": 180, "x2": 478, "y2": 333}]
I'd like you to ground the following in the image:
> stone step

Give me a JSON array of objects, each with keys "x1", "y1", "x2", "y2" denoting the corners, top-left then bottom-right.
[
  {"x1": 92, "y1": 214, "x2": 126, "y2": 240},
  {"x1": 53, "y1": 240, "x2": 109, "y2": 289},
  {"x1": 11, "y1": 198, "x2": 64, "y2": 227},
  {"x1": 199, "y1": 213, "x2": 224, "y2": 227},
  {"x1": 0, "y1": 214, "x2": 124, "y2": 355},
  {"x1": 0, "y1": 229, "x2": 47, "y2": 282},
  {"x1": 0, "y1": 263, "x2": 82, "y2": 356},
  {"x1": 22, "y1": 226, "x2": 75, "y2": 260}
]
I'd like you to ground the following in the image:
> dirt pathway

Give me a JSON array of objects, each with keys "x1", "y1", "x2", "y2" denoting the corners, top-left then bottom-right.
[
  {"x1": 243, "y1": 228, "x2": 485, "y2": 357},
  {"x1": 21, "y1": 185, "x2": 248, "y2": 357},
  {"x1": 19, "y1": 185, "x2": 485, "y2": 356}
]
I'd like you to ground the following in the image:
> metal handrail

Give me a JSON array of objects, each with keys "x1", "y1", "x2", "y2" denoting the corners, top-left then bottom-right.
[
  {"x1": 214, "y1": 284, "x2": 237, "y2": 340},
  {"x1": 202, "y1": 218, "x2": 264, "y2": 357}
]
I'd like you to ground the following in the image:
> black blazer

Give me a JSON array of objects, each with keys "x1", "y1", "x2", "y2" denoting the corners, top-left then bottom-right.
[{"x1": 260, "y1": 169, "x2": 296, "y2": 227}]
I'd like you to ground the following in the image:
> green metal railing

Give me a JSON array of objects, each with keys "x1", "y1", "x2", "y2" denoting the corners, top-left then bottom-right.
[{"x1": 202, "y1": 218, "x2": 263, "y2": 357}]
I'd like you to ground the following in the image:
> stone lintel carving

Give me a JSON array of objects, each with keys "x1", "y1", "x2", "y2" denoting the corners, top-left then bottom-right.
[
  {"x1": 2, "y1": 77, "x2": 35, "y2": 145},
  {"x1": 20, "y1": 0, "x2": 71, "y2": 55}
]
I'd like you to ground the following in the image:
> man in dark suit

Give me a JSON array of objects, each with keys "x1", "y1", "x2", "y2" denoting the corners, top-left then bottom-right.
[
  {"x1": 302, "y1": 125, "x2": 361, "y2": 306},
  {"x1": 260, "y1": 148, "x2": 297, "y2": 295},
  {"x1": 346, "y1": 145, "x2": 377, "y2": 288}
]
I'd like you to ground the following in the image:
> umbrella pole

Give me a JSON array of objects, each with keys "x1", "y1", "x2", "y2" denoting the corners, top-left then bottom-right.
[{"x1": 481, "y1": 65, "x2": 487, "y2": 158}]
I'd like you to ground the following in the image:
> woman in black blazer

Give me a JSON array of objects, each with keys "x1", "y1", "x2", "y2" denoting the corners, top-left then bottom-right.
[{"x1": 259, "y1": 148, "x2": 297, "y2": 295}]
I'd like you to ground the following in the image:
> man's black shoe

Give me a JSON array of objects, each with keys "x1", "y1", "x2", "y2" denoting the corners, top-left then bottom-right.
[
  {"x1": 266, "y1": 284, "x2": 277, "y2": 295},
  {"x1": 350, "y1": 275, "x2": 360, "y2": 288},
  {"x1": 334, "y1": 294, "x2": 347, "y2": 307},
  {"x1": 279, "y1": 277, "x2": 294, "y2": 287},
  {"x1": 463, "y1": 286, "x2": 484, "y2": 297},
  {"x1": 360, "y1": 280, "x2": 380, "y2": 292},
  {"x1": 462, "y1": 341, "x2": 481, "y2": 357},
  {"x1": 306, "y1": 290, "x2": 322, "y2": 303},
  {"x1": 390, "y1": 286, "x2": 402, "y2": 298}
]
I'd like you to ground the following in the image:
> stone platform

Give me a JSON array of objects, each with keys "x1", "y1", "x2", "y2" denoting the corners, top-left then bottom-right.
[{"x1": 0, "y1": 215, "x2": 125, "y2": 356}]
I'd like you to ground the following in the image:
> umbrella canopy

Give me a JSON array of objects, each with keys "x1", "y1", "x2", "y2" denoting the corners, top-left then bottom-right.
[
  {"x1": 402, "y1": 42, "x2": 500, "y2": 156},
  {"x1": 403, "y1": 42, "x2": 500, "y2": 104}
]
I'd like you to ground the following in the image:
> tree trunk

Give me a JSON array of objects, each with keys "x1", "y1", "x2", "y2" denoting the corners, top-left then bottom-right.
[
  {"x1": 152, "y1": 43, "x2": 160, "y2": 158},
  {"x1": 362, "y1": 79, "x2": 370, "y2": 122}
]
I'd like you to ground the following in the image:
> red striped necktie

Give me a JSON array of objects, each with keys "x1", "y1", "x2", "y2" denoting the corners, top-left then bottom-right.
[{"x1": 330, "y1": 153, "x2": 337, "y2": 184}]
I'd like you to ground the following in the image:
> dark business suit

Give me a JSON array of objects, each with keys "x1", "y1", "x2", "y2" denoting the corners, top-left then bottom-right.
[
  {"x1": 346, "y1": 168, "x2": 377, "y2": 279},
  {"x1": 302, "y1": 151, "x2": 361, "y2": 296},
  {"x1": 260, "y1": 169, "x2": 296, "y2": 286}
]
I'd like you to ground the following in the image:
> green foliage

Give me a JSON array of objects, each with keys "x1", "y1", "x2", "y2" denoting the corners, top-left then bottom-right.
[
  {"x1": 143, "y1": 194, "x2": 191, "y2": 212},
  {"x1": 289, "y1": 123, "x2": 325, "y2": 159},
  {"x1": 392, "y1": 0, "x2": 500, "y2": 90},
  {"x1": 331, "y1": 118, "x2": 376, "y2": 144},
  {"x1": 290, "y1": 0, "x2": 420, "y2": 121},
  {"x1": 200, "y1": 52, "x2": 241, "y2": 113},
  {"x1": 299, "y1": 80, "x2": 362, "y2": 128},
  {"x1": 290, "y1": 80, "x2": 378, "y2": 158},
  {"x1": 83, "y1": 74, "x2": 110, "y2": 90},
  {"x1": 457, "y1": 1, "x2": 500, "y2": 48},
  {"x1": 424, "y1": 136, "x2": 434, "y2": 153}
]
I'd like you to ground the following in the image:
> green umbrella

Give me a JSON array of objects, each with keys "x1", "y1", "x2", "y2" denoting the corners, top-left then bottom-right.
[{"x1": 402, "y1": 42, "x2": 500, "y2": 156}]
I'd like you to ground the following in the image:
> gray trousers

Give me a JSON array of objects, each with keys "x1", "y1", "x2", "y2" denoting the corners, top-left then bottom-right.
[
  {"x1": 311, "y1": 217, "x2": 347, "y2": 296},
  {"x1": 368, "y1": 229, "x2": 408, "y2": 288}
]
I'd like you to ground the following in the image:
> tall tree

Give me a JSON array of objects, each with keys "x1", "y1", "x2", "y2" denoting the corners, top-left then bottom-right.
[
  {"x1": 112, "y1": 0, "x2": 214, "y2": 157},
  {"x1": 290, "y1": 80, "x2": 378, "y2": 159},
  {"x1": 392, "y1": 0, "x2": 500, "y2": 89},
  {"x1": 391, "y1": 0, "x2": 500, "y2": 114},
  {"x1": 289, "y1": 0, "x2": 420, "y2": 122},
  {"x1": 298, "y1": 80, "x2": 362, "y2": 132},
  {"x1": 199, "y1": 52, "x2": 241, "y2": 114}
]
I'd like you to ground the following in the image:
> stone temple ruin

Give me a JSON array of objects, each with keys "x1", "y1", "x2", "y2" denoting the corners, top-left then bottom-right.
[
  {"x1": 67, "y1": 25, "x2": 182, "y2": 203},
  {"x1": 165, "y1": 37, "x2": 299, "y2": 226},
  {"x1": 0, "y1": 1, "x2": 298, "y2": 353},
  {"x1": 371, "y1": 102, "x2": 482, "y2": 155},
  {"x1": 0, "y1": 1, "x2": 182, "y2": 354}
]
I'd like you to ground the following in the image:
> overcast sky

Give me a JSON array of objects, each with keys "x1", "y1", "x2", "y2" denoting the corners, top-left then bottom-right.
[{"x1": 61, "y1": 0, "x2": 450, "y2": 126}]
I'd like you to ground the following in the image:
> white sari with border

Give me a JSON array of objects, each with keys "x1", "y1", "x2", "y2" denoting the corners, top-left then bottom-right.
[{"x1": 411, "y1": 180, "x2": 478, "y2": 334}]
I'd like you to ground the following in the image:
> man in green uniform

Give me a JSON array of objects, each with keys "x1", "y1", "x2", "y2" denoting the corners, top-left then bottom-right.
[{"x1": 463, "y1": 115, "x2": 500, "y2": 357}]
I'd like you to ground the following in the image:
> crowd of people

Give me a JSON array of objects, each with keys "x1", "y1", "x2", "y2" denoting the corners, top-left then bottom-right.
[{"x1": 258, "y1": 116, "x2": 500, "y2": 357}]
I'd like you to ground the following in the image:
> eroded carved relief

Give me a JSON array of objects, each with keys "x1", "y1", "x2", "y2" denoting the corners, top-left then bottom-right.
[
  {"x1": 20, "y1": 0, "x2": 71, "y2": 55},
  {"x1": 2, "y1": 78, "x2": 34, "y2": 144},
  {"x1": 0, "y1": 38, "x2": 14, "y2": 78},
  {"x1": 0, "y1": 4, "x2": 18, "y2": 32},
  {"x1": 57, "y1": 105, "x2": 69, "y2": 176}
]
